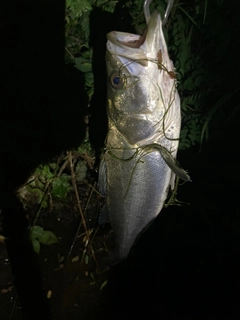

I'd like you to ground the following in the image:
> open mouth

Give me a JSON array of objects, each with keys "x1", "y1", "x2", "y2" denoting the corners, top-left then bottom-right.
[
  {"x1": 112, "y1": 31, "x2": 147, "y2": 49},
  {"x1": 106, "y1": 11, "x2": 161, "y2": 67}
]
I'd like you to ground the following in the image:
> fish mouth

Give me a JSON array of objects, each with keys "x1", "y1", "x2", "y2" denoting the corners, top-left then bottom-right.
[{"x1": 106, "y1": 11, "x2": 162, "y2": 66}]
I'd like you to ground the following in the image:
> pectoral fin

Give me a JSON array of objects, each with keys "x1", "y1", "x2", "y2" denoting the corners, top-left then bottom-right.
[
  {"x1": 159, "y1": 146, "x2": 191, "y2": 182},
  {"x1": 142, "y1": 143, "x2": 191, "y2": 182}
]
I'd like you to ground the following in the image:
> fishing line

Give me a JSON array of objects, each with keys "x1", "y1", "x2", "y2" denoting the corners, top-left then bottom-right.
[{"x1": 144, "y1": 0, "x2": 174, "y2": 26}]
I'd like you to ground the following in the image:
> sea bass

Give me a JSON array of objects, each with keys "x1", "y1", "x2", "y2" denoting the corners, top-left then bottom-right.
[{"x1": 99, "y1": 1, "x2": 189, "y2": 265}]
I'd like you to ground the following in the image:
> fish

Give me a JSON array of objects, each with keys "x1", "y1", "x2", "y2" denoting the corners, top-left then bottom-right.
[{"x1": 98, "y1": 0, "x2": 189, "y2": 265}]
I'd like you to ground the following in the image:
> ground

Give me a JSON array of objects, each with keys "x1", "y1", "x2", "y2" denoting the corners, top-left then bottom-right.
[{"x1": 0, "y1": 171, "x2": 112, "y2": 320}]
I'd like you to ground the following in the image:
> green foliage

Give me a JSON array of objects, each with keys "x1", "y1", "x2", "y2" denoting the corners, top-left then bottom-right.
[
  {"x1": 35, "y1": 164, "x2": 55, "y2": 182},
  {"x1": 100, "y1": 280, "x2": 108, "y2": 290},
  {"x1": 166, "y1": 2, "x2": 208, "y2": 149},
  {"x1": 85, "y1": 254, "x2": 89, "y2": 265},
  {"x1": 77, "y1": 139, "x2": 92, "y2": 153},
  {"x1": 75, "y1": 160, "x2": 88, "y2": 182},
  {"x1": 31, "y1": 225, "x2": 58, "y2": 254},
  {"x1": 18, "y1": 146, "x2": 93, "y2": 210},
  {"x1": 17, "y1": 145, "x2": 94, "y2": 253},
  {"x1": 52, "y1": 174, "x2": 72, "y2": 200},
  {"x1": 25, "y1": 185, "x2": 48, "y2": 209},
  {"x1": 66, "y1": 0, "x2": 92, "y2": 20},
  {"x1": 18, "y1": 163, "x2": 58, "y2": 209},
  {"x1": 169, "y1": 0, "x2": 239, "y2": 146},
  {"x1": 18, "y1": 163, "x2": 60, "y2": 210},
  {"x1": 65, "y1": 0, "x2": 117, "y2": 98}
]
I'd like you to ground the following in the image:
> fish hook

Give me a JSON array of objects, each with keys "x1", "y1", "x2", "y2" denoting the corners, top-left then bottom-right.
[{"x1": 144, "y1": 0, "x2": 174, "y2": 26}]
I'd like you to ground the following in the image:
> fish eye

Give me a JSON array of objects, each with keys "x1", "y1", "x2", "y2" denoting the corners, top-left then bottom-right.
[{"x1": 110, "y1": 71, "x2": 124, "y2": 89}]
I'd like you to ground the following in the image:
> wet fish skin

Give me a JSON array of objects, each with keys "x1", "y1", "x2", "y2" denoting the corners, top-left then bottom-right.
[{"x1": 100, "y1": 11, "x2": 181, "y2": 265}]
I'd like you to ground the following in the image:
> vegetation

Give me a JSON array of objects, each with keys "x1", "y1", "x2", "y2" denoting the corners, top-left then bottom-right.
[{"x1": 18, "y1": 141, "x2": 95, "y2": 254}]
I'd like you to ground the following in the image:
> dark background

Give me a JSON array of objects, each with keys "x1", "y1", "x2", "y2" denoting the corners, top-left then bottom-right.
[
  {"x1": 1, "y1": 0, "x2": 240, "y2": 319},
  {"x1": 1, "y1": 0, "x2": 87, "y2": 318}
]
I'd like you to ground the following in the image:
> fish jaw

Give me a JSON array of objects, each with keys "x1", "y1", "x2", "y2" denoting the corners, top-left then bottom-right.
[
  {"x1": 101, "y1": 10, "x2": 181, "y2": 265},
  {"x1": 106, "y1": 11, "x2": 165, "y2": 66}
]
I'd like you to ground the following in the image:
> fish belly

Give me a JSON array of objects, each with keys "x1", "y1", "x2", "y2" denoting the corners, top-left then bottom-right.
[{"x1": 104, "y1": 130, "x2": 172, "y2": 264}]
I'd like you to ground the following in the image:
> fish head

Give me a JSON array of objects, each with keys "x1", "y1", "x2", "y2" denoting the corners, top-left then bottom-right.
[{"x1": 105, "y1": 11, "x2": 180, "y2": 146}]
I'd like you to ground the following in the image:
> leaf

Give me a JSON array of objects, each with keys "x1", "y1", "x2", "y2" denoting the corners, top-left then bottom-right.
[
  {"x1": 100, "y1": 281, "x2": 108, "y2": 291},
  {"x1": 75, "y1": 160, "x2": 87, "y2": 181},
  {"x1": 100, "y1": 0, "x2": 118, "y2": 13},
  {"x1": 72, "y1": 256, "x2": 80, "y2": 263},
  {"x1": 52, "y1": 175, "x2": 71, "y2": 200},
  {"x1": 36, "y1": 165, "x2": 54, "y2": 182},
  {"x1": 32, "y1": 238, "x2": 40, "y2": 254},
  {"x1": 0, "y1": 235, "x2": 6, "y2": 243},
  {"x1": 42, "y1": 165, "x2": 55, "y2": 179},
  {"x1": 84, "y1": 72, "x2": 94, "y2": 87},
  {"x1": 32, "y1": 225, "x2": 44, "y2": 235},
  {"x1": 77, "y1": 140, "x2": 92, "y2": 153},
  {"x1": 39, "y1": 230, "x2": 58, "y2": 245},
  {"x1": 66, "y1": 0, "x2": 92, "y2": 19},
  {"x1": 74, "y1": 58, "x2": 92, "y2": 73},
  {"x1": 47, "y1": 290, "x2": 52, "y2": 299},
  {"x1": 31, "y1": 225, "x2": 58, "y2": 249},
  {"x1": 49, "y1": 163, "x2": 59, "y2": 171}
]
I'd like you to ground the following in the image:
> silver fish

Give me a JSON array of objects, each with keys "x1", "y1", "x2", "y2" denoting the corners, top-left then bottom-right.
[{"x1": 99, "y1": 0, "x2": 188, "y2": 265}]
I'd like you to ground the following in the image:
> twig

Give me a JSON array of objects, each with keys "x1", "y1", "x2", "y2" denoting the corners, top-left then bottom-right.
[
  {"x1": 84, "y1": 181, "x2": 102, "y2": 197},
  {"x1": 67, "y1": 180, "x2": 99, "y2": 265},
  {"x1": 65, "y1": 47, "x2": 75, "y2": 60},
  {"x1": 69, "y1": 151, "x2": 91, "y2": 259},
  {"x1": 31, "y1": 179, "x2": 52, "y2": 229},
  {"x1": 83, "y1": 181, "x2": 96, "y2": 215},
  {"x1": 78, "y1": 152, "x2": 95, "y2": 170},
  {"x1": 66, "y1": 218, "x2": 82, "y2": 261},
  {"x1": 57, "y1": 158, "x2": 70, "y2": 177}
]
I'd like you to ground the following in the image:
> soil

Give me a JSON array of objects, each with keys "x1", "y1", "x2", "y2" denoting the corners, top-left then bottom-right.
[{"x1": 0, "y1": 177, "x2": 113, "y2": 320}]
